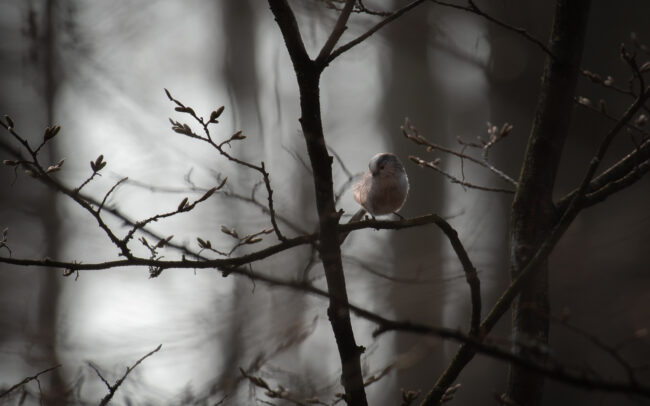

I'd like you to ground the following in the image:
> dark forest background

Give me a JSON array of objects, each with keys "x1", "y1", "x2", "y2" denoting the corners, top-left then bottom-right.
[{"x1": 0, "y1": 1, "x2": 649, "y2": 405}]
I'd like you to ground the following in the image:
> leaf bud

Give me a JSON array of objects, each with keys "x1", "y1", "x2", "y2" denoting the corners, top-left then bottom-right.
[{"x1": 210, "y1": 106, "x2": 225, "y2": 123}]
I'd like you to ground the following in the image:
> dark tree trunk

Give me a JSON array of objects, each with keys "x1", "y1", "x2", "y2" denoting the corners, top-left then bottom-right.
[{"x1": 506, "y1": 1, "x2": 591, "y2": 405}]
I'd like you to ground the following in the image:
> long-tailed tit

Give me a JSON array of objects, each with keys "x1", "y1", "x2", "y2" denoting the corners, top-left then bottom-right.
[{"x1": 353, "y1": 153, "x2": 409, "y2": 219}]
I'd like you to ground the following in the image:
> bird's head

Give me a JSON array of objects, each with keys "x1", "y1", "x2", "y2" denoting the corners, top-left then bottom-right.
[{"x1": 369, "y1": 153, "x2": 404, "y2": 177}]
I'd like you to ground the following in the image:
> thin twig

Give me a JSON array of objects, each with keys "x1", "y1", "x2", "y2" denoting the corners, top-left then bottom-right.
[
  {"x1": 403, "y1": 118, "x2": 518, "y2": 186},
  {"x1": 0, "y1": 122, "x2": 133, "y2": 258},
  {"x1": 116, "y1": 174, "x2": 308, "y2": 235},
  {"x1": 431, "y1": 0, "x2": 554, "y2": 60},
  {"x1": 165, "y1": 89, "x2": 287, "y2": 241},
  {"x1": 240, "y1": 368, "x2": 327, "y2": 406},
  {"x1": 98, "y1": 177, "x2": 128, "y2": 214},
  {"x1": 410, "y1": 156, "x2": 515, "y2": 194},
  {"x1": 93, "y1": 344, "x2": 162, "y2": 406},
  {"x1": 575, "y1": 97, "x2": 650, "y2": 137},
  {"x1": 121, "y1": 181, "x2": 224, "y2": 247},
  {"x1": 0, "y1": 365, "x2": 61, "y2": 399},
  {"x1": 316, "y1": 0, "x2": 356, "y2": 63},
  {"x1": 261, "y1": 162, "x2": 286, "y2": 241},
  {"x1": 325, "y1": 0, "x2": 428, "y2": 65},
  {"x1": 431, "y1": 0, "x2": 642, "y2": 99},
  {"x1": 0, "y1": 136, "x2": 209, "y2": 261}
]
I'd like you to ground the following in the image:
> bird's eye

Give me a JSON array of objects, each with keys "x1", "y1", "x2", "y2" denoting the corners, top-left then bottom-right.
[{"x1": 379, "y1": 165, "x2": 384, "y2": 170}]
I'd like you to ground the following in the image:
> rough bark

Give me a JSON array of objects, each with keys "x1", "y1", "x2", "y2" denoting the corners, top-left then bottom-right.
[{"x1": 506, "y1": 1, "x2": 591, "y2": 405}]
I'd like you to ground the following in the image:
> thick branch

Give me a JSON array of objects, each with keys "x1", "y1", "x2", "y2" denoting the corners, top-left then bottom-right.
[
  {"x1": 268, "y1": 2, "x2": 367, "y2": 403},
  {"x1": 268, "y1": 0, "x2": 312, "y2": 68}
]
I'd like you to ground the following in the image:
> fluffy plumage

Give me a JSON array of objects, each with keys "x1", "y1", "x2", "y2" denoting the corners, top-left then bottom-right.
[{"x1": 353, "y1": 153, "x2": 409, "y2": 216}]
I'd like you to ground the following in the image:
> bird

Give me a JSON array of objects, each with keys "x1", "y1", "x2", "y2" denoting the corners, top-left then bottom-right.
[{"x1": 352, "y1": 152, "x2": 409, "y2": 220}]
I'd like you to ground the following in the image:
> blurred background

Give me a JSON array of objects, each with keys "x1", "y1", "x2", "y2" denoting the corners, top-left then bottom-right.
[{"x1": 0, "y1": 1, "x2": 649, "y2": 405}]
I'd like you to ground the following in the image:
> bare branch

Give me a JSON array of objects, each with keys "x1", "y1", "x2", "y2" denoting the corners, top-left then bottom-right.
[
  {"x1": 562, "y1": 85, "x2": 650, "y2": 218},
  {"x1": 0, "y1": 137, "x2": 208, "y2": 261},
  {"x1": 98, "y1": 177, "x2": 127, "y2": 214},
  {"x1": 117, "y1": 174, "x2": 309, "y2": 236},
  {"x1": 431, "y1": 0, "x2": 644, "y2": 101},
  {"x1": 319, "y1": 0, "x2": 392, "y2": 17},
  {"x1": 165, "y1": 89, "x2": 287, "y2": 241},
  {"x1": 556, "y1": 137, "x2": 650, "y2": 213},
  {"x1": 431, "y1": 0, "x2": 554, "y2": 60},
  {"x1": 0, "y1": 214, "x2": 450, "y2": 272},
  {"x1": 268, "y1": 0, "x2": 312, "y2": 69},
  {"x1": 93, "y1": 344, "x2": 162, "y2": 406},
  {"x1": 261, "y1": 162, "x2": 286, "y2": 241},
  {"x1": 575, "y1": 96, "x2": 650, "y2": 136},
  {"x1": 403, "y1": 118, "x2": 518, "y2": 187},
  {"x1": 240, "y1": 368, "x2": 327, "y2": 406},
  {"x1": 316, "y1": 0, "x2": 356, "y2": 64},
  {"x1": 0, "y1": 123, "x2": 133, "y2": 258},
  {"x1": 325, "y1": 0, "x2": 428, "y2": 65},
  {"x1": 420, "y1": 87, "x2": 650, "y2": 405},
  {"x1": 0, "y1": 365, "x2": 61, "y2": 399},
  {"x1": 121, "y1": 182, "x2": 223, "y2": 247},
  {"x1": 409, "y1": 156, "x2": 516, "y2": 194}
]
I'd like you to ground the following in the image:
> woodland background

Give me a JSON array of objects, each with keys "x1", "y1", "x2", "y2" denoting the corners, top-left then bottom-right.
[{"x1": 0, "y1": 1, "x2": 649, "y2": 405}]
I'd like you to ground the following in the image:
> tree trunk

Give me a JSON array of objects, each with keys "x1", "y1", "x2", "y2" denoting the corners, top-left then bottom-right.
[{"x1": 506, "y1": 1, "x2": 591, "y2": 405}]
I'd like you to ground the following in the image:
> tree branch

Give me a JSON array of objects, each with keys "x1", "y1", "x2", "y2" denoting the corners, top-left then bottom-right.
[
  {"x1": 409, "y1": 156, "x2": 515, "y2": 194},
  {"x1": 325, "y1": 0, "x2": 428, "y2": 66},
  {"x1": 316, "y1": 0, "x2": 356, "y2": 64},
  {"x1": 555, "y1": 134, "x2": 650, "y2": 213},
  {"x1": 431, "y1": 0, "x2": 555, "y2": 60},
  {"x1": 90, "y1": 344, "x2": 162, "y2": 406},
  {"x1": 164, "y1": 90, "x2": 288, "y2": 242},
  {"x1": 0, "y1": 365, "x2": 61, "y2": 399},
  {"x1": 403, "y1": 118, "x2": 518, "y2": 187}
]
